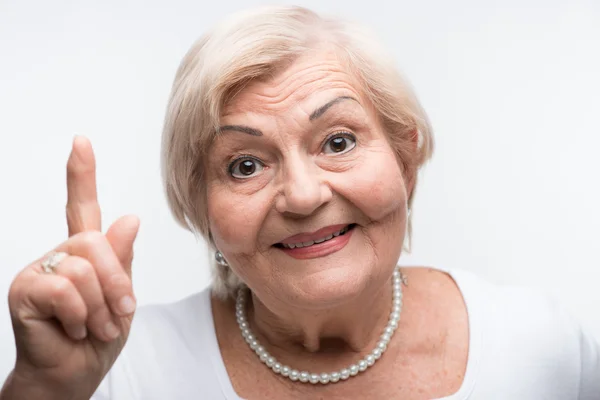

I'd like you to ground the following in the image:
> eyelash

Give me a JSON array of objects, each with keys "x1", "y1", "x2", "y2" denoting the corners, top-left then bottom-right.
[
  {"x1": 227, "y1": 154, "x2": 263, "y2": 179},
  {"x1": 321, "y1": 131, "x2": 357, "y2": 154},
  {"x1": 226, "y1": 130, "x2": 358, "y2": 179}
]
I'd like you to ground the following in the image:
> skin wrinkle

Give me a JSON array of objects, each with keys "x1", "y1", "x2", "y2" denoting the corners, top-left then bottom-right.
[
  {"x1": 218, "y1": 96, "x2": 358, "y2": 138},
  {"x1": 204, "y1": 49, "x2": 465, "y2": 398},
  {"x1": 207, "y1": 49, "x2": 408, "y2": 354},
  {"x1": 223, "y1": 61, "x2": 361, "y2": 117}
]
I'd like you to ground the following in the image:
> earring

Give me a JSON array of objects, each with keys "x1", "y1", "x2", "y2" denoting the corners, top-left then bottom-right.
[{"x1": 215, "y1": 250, "x2": 229, "y2": 267}]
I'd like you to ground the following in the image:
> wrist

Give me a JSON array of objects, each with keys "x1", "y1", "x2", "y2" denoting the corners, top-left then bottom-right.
[{"x1": 1, "y1": 367, "x2": 82, "y2": 400}]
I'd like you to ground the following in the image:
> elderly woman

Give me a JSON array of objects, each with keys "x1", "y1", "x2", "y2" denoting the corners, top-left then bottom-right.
[{"x1": 2, "y1": 5, "x2": 599, "y2": 400}]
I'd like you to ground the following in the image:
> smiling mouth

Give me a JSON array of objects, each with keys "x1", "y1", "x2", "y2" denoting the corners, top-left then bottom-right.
[{"x1": 274, "y1": 224, "x2": 357, "y2": 249}]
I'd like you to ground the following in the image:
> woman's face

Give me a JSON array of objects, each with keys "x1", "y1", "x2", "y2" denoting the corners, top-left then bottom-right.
[{"x1": 206, "y1": 50, "x2": 410, "y2": 309}]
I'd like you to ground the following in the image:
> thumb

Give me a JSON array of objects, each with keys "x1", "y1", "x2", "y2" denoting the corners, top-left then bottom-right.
[{"x1": 106, "y1": 215, "x2": 140, "y2": 277}]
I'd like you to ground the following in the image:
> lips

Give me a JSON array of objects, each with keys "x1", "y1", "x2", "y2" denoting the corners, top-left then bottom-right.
[{"x1": 275, "y1": 224, "x2": 356, "y2": 249}]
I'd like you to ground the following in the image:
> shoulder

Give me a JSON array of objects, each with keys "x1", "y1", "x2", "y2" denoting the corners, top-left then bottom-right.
[
  {"x1": 442, "y1": 267, "x2": 600, "y2": 398},
  {"x1": 442, "y1": 267, "x2": 581, "y2": 356},
  {"x1": 93, "y1": 287, "x2": 226, "y2": 399}
]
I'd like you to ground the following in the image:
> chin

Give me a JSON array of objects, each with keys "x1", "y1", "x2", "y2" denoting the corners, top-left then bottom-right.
[{"x1": 283, "y1": 266, "x2": 374, "y2": 310}]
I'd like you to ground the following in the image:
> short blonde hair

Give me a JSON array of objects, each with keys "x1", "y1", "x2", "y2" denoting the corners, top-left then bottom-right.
[{"x1": 161, "y1": 5, "x2": 434, "y2": 298}]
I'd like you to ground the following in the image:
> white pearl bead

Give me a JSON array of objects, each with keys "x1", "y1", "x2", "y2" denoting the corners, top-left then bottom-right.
[
  {"x1": 366, "y1": 355, "x2": 375, "y2": 366},
  {"x1": 299, "y1": 371, "x2": 309, "y2": 383},
  {"x1": 358, "y1": 360, "x2": 368, "y2": 371},
  {"x1": 235, "y1": 265, "x2": 404, "y2": 385},
  {"x1": 340, "y1": 369, "x2": 350, "y2": 380},
  {"x1": 309, "y1": 374, "x2": 320, "y2": 384},
  {"x1": 372, "y1": 347, "x2": 383, "y2": 359}
]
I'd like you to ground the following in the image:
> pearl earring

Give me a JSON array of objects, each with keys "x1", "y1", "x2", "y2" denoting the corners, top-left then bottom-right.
[{"x1": 215, "y1": 251, "x2": 229, "y2": 267}]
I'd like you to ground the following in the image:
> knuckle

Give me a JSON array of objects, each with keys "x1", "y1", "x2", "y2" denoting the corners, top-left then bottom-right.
[
  {"x1": 49, "y1": 277, "x2": 73, "y2": 299},
  {"x1": 14, "y1": 305, "x2": 33, "y2": 324},
  {"x1": 66, "y1": 259, "x2": 94, "y2": 281}
]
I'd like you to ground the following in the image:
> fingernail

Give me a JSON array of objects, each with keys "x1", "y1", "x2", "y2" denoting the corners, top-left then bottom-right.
[
  {"x1": 105, "y1": 322, "x2": 120, "y2": 339},
  {"x1": 118, "y1": 295, "x2": 136, "y2": 315},
  {"x1": 75, "y1": 326, "x2": 87, "y2": 340}
]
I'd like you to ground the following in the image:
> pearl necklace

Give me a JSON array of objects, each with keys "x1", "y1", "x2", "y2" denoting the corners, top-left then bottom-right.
[{"x1": 235, "y1": 266, "x2": 404, "y2": 385}]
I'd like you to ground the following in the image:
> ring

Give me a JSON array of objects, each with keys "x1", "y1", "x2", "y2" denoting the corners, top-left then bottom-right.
[{"x1": 41, "y1": 251, "x2": 69, "y2": 274}]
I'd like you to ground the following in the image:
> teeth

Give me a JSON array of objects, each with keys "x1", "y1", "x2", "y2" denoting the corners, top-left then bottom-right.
[{"x1": 282, "y1": 225, "x2": 352, "y2": 249}]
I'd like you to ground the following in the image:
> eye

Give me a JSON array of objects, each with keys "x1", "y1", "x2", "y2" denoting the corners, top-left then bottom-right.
[
  {"x1": 228, "y1": 157, "x2": 265, "y2": 179},
  {"x1": 322, "y1": 132, "x2": 356, "y2": 155}
]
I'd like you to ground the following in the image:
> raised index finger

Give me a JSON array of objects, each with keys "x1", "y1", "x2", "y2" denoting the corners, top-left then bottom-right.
[{"x1": 66, "y1": 136, "x2": 101, "y2": 236}]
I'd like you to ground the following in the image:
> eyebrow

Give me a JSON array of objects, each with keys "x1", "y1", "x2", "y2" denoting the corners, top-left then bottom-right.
[
  {"x1": 217, "y1": 125, "x2": 263, "y2": 136},
  {"x1": 309, "y1": 96, "x2": 358, "y2": 121},
  {"x1": 217, "y1": 95, "x2": 359, "y2": 136}
]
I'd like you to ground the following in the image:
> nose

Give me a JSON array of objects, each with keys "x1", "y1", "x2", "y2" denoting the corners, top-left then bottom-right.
[{"x1": 275, "y1": 155, "x2": 332, "y2": 216}]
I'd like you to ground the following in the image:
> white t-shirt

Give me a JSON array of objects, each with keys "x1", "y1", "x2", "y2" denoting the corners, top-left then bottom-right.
[{"x1": 92, "y1": 268, "x2": 600, "y2": 399}]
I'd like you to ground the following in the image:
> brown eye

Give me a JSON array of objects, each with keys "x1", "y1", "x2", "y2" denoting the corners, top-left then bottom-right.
[
  {"x1": 323, "y1": 133, "x2": 356, "y2": 155},
  {"x1": 229, "y1": 157, "x2": 265, "y2": 179}
]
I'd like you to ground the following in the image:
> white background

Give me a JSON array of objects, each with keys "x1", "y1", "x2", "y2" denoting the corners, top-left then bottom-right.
[{"x1": 1, "y1": 0, "x2": 599, "y2": 382}]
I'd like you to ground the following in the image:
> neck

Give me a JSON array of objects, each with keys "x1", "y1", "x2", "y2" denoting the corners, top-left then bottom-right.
[{"x1": 246, "y1": 272, "x2": 395, "y2": 357}]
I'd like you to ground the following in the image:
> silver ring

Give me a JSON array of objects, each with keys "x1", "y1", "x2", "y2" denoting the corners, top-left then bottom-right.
[{"x1": 41, "y1": 251, "x2": 69, "y2": 274}]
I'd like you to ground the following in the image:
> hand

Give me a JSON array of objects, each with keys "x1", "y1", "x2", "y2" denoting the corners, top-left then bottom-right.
[{"x1": 4, "y1": 136, "x2": 140, "y2": 399}]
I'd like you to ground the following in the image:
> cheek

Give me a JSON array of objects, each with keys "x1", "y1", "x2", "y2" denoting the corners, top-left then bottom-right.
[
  {"x1": 206, "y1": 184, "x2": 272, "y2": 253},
  {"x1": 337, "y1": 149, "x2": 407, "y2": 222}
]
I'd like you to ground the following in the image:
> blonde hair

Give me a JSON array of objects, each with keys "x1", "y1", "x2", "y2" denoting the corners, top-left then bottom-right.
[{"x1": 161, "y1": 5, "x2": 434, "y2": 298}]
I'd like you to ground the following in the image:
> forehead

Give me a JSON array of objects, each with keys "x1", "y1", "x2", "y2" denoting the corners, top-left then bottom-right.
[{"x1": 221, "y1": 50, "x2": 365, "y2": 118}]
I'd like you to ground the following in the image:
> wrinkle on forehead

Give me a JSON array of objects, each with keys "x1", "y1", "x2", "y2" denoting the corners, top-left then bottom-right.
[{"x1": 221, "y1": 51, "x2": 364, "y2": 118}]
